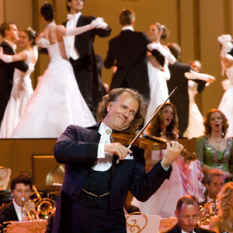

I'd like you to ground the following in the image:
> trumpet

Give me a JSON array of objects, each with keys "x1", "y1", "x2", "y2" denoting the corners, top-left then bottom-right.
[
  {"x1": 21, "y1": 197, "x2": 36, "y2": 221},
  {"x1": 32, "y1": 185, "x2": 56, "y2": 220}
]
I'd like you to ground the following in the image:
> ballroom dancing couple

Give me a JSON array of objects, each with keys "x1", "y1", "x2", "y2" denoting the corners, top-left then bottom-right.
[{"x1": 0, "y1": 0, "x2": 111, "y2": 138}]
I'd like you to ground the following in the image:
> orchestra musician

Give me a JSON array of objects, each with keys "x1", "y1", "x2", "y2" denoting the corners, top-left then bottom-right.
[
  {"x1": 165, "y1": 195, "x2": 216, "y2": 233},
  {"x1": 0, "y1": 173, "x2": 36, "y2": 222}
]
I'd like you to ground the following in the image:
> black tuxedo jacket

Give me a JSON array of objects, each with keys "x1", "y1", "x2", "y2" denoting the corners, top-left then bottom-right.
[
  {"x1": 63, "y1": 15, "x2": 111, "y2": 117},
  {"x1": 0, "y1": 201, "x2": 19, "y2": 222},
  {"x1": 0, "y1": 41, "x2": 28, "y2": 122},
  {"x1": 167, "y1": 62, "x2": 206, "y2": 137},
  {"x1": 165, "y1": 223, "x2": 216, "y2": 233},
  {"x1": 52, "y1": 123, "x2": 172, "y2": 233},
  {"x1": 104, "y1": 30, "x2": 165, "y2": 103}
]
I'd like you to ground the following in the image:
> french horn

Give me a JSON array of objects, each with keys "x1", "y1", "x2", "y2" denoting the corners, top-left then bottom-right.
[{"x1": 32, "y1": 185, "x2": 56, "y2": 220}]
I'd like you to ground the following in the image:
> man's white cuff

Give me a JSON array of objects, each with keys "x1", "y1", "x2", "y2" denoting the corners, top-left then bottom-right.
[{"x1": 97, "y1": 143, "x2": 105, "y2": 158}]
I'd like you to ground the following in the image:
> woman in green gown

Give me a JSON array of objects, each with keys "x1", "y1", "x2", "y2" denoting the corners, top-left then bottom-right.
[{"x1": 195, "y1": 108, "x2": 233, "y2": 180}]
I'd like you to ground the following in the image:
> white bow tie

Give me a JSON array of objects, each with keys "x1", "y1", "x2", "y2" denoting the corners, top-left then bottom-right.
[{"x1": 67, "y1": 14, "x2": 75, "y2": 21}]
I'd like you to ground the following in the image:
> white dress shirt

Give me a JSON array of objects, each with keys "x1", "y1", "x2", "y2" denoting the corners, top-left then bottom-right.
[
  {"x1": 121, "y1": 26, "x2": 134, "y2": 32},
  {"x1": 181, "y1": 230, "x2": 196, "y2": 233},
  {"x1": 93, "y1": 122, "x2": 169, "y2": 171},
  {"x1": 92, "y1": 122, "x2": 113, "y2": 171},
  {"x1": 206, "y1": 196, "x2": 214, "y2": 203},
  {"x1": 13, "y1": 199, "x2": 26, "y2": 221},
  {"x1": 65, "y1": 12, "x2": 81, "y2": 60}
]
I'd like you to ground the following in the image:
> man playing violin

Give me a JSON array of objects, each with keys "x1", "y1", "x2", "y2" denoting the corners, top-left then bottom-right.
[{"x1": 53, "y1": 88, "x2": 184, "y2": 233}]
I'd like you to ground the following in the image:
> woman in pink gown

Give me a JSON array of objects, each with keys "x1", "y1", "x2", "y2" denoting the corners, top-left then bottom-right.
[{"x1": 132, "y1": 102, "x2": 205, "y2": 218}]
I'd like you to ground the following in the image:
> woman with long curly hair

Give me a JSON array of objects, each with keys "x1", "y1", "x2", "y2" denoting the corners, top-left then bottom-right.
[
  {"x1": 132, "y1": 102, "x2": 205, "y2": 218},
  {"x1": 209, "y1": 182, "x2": 233, "y2": 232},
  {"x1": 195, "y1": 108, "x2": 233, "y2": 180}
]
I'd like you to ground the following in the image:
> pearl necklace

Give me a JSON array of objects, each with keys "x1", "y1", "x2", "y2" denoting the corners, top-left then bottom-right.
[{"x1": 211, "y1": 136, "x2": 223, "y2": 144}]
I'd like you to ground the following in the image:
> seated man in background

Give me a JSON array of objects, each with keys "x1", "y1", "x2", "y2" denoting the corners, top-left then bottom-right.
[
  {"x1": 200, "y1": 169, "x2": 225, "y2": 206},
  {"x1": 165, "y1": 195, "x2": 216, "y2": 233},
  {"x1": 0, "y1": 173, "x2": 36, "y2": 222}
]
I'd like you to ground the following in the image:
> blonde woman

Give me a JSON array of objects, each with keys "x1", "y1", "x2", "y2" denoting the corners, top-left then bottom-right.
[{"x1": 209, "y1": 182, "x2": 233, "y2": 233}]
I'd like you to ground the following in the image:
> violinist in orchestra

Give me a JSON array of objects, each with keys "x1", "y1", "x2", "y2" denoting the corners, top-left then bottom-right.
[
  {"x1": 132, "y1": 103, "x2": 205, "y2": 218},
  {"x1": 53, "y1": 88, "x2": 184, "y2": 233},
  {"x1": 0, "y1": 173, "x2": 36, "y2": 222}
]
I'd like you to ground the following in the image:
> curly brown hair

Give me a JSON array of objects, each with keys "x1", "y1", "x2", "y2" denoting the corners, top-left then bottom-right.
[
  {"x1": 217, "y1": 182, "x2": 233, "y2": 219},
  {"x1": 204, "y1": 108, "x2": 229, "y2": 137},
  {"x1": 147, "y1": 102, "x2": 178, "y2": 140},
  {"x1": 11, "y1": 173, "x2": 33, "y2": 192},
  {"x1": 97, "y1": 88, "x2": 146, "y2": 130}
]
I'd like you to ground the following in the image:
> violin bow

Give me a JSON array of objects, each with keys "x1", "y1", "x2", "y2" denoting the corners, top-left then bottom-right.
[{"x1": 116, "y1": 87, "x2": 177, "y2": 164}]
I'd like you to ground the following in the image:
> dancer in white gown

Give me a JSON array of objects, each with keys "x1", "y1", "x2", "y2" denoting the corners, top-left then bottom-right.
[
  {"x1": 145, "y1": 23, "x2": 176, "y2": 123},
  {"x1": 217, "y1": 34, "x2": 233, "y2": 137},
  {"x1": 11, "y1": 2, "x2": 104, "y2": 138},
  {"x1": 132, "y1": 103, "x2": 205, "y2": 218},
  {"x1": 183, "y1": 60, "x2": 215, "y2": 139},
  {"x1": 0, "y1": 28, "x2": 38, "y2": 137}
]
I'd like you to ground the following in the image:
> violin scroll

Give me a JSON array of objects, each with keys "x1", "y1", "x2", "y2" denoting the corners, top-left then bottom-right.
[{"x1": 181, "y1": 149, "x2": 197, "y2": 163}]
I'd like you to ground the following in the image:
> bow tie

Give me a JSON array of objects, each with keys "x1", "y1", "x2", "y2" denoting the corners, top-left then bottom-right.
[{"x1": 67, "y1": 14, "x2": 75, "y2": 21}]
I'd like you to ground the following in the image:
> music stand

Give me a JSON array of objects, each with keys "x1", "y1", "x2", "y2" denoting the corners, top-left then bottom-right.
[{"x1": 126, "y1": 213, "x2": 161, "y2": 233}]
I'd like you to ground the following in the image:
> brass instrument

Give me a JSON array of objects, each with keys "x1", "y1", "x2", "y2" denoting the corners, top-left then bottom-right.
[
  {"x1": 198, "y1": 199, "x2": 218, "y2": 225},
  {"x1": 21, "y1": 197, "x2": 36, "y2": 221},
  {"x1": 0, "y1": 166, "x2": 9, "y2": 191},
  {"x1": 32, "y1": 185, "x2": 56, "y2": 220}
]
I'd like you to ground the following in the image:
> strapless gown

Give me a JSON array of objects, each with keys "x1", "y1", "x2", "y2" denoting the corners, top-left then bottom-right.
[{"x1": 12, "y1": 41, "x2": 96, "y2": 138}]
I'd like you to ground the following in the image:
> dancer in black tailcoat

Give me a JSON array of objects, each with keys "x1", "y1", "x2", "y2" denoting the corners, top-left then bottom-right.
[
  {"x1": 63, "y1": 0, "x2": 111, "y2": 118},
  {"x1": 0, "y1": 22, "x2": 28, "y2": 123}
]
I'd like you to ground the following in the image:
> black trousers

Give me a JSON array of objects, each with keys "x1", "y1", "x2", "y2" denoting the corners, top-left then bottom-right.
[
  {"x1": 70, "y1": 56, "x2": 97, "y2": 119},
  {"x1": 58, "y1": 192, "x2": 126, "y2": 233}
]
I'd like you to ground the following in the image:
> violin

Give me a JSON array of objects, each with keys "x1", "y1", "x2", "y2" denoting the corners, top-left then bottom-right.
[
  {"x1": 111, "y1": 130, "x2": 167, "y2": 151},
  {"x1": 111, "y1": 130, "x2": 197, "y2": 163},
  {"x1": 113, "y1": 87, "x2": 197, "y2": 164}
]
